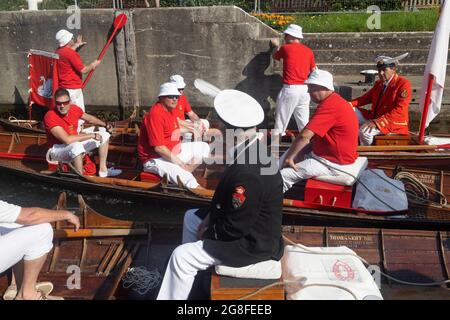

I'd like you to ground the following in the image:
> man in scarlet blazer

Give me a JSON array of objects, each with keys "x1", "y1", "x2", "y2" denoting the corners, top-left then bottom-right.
[{"x1": 350, "y1": 54, "x2": 412, "y2": 145}]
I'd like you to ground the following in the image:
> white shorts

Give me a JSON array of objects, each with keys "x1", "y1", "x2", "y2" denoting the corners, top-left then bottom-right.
[{"x1": 47, "y1": 129, "x2": 110, "y2": 163}]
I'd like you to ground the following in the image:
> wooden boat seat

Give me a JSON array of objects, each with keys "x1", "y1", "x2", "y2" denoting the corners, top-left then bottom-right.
[
  {"x1": 139, "y1": 171, "x2": 161, "y2": 183},
  {"x1": 210, "y1": 272, "x2": 284, "y2": 300},
  {"x1": 374, "y1": 134, "x2": 410, "y2": 146}
]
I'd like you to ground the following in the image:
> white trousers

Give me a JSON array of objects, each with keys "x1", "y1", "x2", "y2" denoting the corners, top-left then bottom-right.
[
  {"x1": 274, "y1": 84, "x2": 310, "y2": 136},
  {"x1": 47, "y1": 129, "x2": 110, "y2": 163},
  {"x1": 354, "y1": 108, "x2": 381, "y2": 146},
  {"x1": 143, "y1": 141, "x2": 210, "y2": 189},
  {"x1": 279, "y1": 152, "x2": 354, "y2": 193},
  {"x1": 157, "y1": 209, "x2": 220, "y2": 300},
  {"x1": 0, "y1": 223, "x2": 53, "y2": 273},
  {"x1": 67, "y1": 88, "x2": 85, "y2": 132}
]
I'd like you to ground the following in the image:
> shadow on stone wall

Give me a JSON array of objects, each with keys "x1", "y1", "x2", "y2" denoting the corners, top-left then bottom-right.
[{"x1": 234, "y1": 49, "x2": 282, "y2": 128}]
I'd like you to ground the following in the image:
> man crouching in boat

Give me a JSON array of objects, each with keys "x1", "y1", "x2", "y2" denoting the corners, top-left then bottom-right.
[
  {"x1": 44, "y1": 88, "x2": 122, "y2": 177},
  {"x1": 280, "y1": 70, "x2": 359, "y2": 193},
  {"x1": 0, "y1": 200, "x2": 80, "y2": 300},
  {"x1": 157, "y1": 90, "x2": 284, "y2": 300},
  {"x1": 138, "y1": 82, "x2": 210, "y2": 189},
  {"x1": 350, "y1": 54, "x2": 412, "y2": 145}
]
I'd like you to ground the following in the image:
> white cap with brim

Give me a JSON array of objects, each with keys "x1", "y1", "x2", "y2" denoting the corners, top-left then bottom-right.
[
  {"x1": 214, "y1": 90, "x2": 264, "y2": 128},
  {"x1": 284, "y1": 24, "x2": 303, "y2": 39},
  {"x1": 169, "y1": 74, "x2": 186, "y2": 89},
  {"x1": 158, "y1": 82, "x2": 181, "y2": 97},
  {"x1": 304, "y1": 69, "x2": 335, "y2": 91},
  {"x1": 56, "y1": 29, "x2": 73, "y2": 47}
]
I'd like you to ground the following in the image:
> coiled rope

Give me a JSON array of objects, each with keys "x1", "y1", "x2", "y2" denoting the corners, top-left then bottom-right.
[{"x1": 122, "y1": 267, "x2": 161, "y2": 295}]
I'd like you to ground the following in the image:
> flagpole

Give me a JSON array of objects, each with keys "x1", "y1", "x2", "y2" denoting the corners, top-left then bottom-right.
[{"x1": 417, "y1": 73, "x2": 435, "y2": 144}]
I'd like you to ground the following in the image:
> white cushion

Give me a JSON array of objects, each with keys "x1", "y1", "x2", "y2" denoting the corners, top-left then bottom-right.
[
  {"x1": 315, "y1": 157, "x2": 368, "y2": 186},
  {"x1": 215, "y1": 260, "x2": 282, "y2": 280}
]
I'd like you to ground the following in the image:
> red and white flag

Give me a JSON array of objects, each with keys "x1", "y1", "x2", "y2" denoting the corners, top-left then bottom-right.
[
  {"x1": 419, "y1": 1, "x2": 450, "y2": 128},
  {"x1": 28, "y1": 49, "x2": 59, "y2": 109}
]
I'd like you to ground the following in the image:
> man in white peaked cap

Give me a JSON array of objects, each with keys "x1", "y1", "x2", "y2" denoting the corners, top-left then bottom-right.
[
  {"x1": 270, "y1": 24, "x2": 317, "y2": 137},
  {"x1": 350, "y1": 53, "x2": 412, "y2": 145},
  {"x1": 55, "y1": 29, "x2": 101, "y2": 120},
  {"x1": 157, "y1": 90, "x2": 283, "y2": 300},
  {"x1": 280, "y1": 70, "x2": 359, "y2": 193},
  {"x1": 138, "y1": 82, "x2": 210, "y2": 189}
]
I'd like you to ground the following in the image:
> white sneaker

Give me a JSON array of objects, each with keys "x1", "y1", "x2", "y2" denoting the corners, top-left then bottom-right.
[{"x1": 99, "y1": 167, "x2": 122, "y2": 178}]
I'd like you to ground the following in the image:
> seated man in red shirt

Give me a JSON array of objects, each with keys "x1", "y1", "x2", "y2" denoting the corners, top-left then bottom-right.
[
  {"x1": 350, "y1": 54, "x2": 412, "y2": 145},
  {"x1": 138, "y1": 82, "x2": 210, "y2": 189},
  {"x1": 44, "y1": 88, "x2": 121, "y2": 178},
  {"x1": 169, "y1": 74, "x2": 221, "y2": 141},
  {"x1": 280, "y1": 70, "x2": 359, "y2": 192}
]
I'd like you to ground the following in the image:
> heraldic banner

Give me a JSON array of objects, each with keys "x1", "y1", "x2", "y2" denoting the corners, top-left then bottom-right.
[{"x1": 28, "y1": 49, "x2": 59, "y2": 112}]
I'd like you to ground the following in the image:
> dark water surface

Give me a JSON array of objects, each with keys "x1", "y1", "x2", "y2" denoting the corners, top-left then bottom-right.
[{"x1": 0, "y1": 171, "x2": 186, "y2": 224}]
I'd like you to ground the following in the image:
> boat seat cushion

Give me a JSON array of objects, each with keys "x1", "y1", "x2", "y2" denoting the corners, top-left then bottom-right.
[
  {"x1": 139, "y1": 172, "x2": 161, "y2": 183},
  {"x1": 315, "y1": 156, "x2": 368, "y2": 186},
  {"x1": 215, "y1": 260, "x2": 281, "y2": 280}
]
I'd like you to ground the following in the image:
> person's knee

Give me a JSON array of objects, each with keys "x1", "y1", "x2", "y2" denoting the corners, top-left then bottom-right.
[
  {"x1": 98, "y1": 131, "x2": 111, "y2": 145},
  {"x1": 68, "y1": 142, "x2": 85, "y2": 158},
  {"x1": 184, "y1": 209, "x2": 199, "y2": 225},
  {"x1": 23, "y1": 223, "x2": 53, "y2": 261}
]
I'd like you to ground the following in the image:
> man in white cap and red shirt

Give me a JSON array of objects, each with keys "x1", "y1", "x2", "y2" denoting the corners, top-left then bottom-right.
[
  {"x1": 55, "y1": 29, "x2": 101, "y2": 113},
  {"x1": 138, "y1": 82, "x2": 210, "y2": 189},
  {"x1": 157, "y1": 89, "x2": 283, "y2": 300},
  {"x1": 350, "y1": 53, "x2": 412, "y2": 145},
  {"x1": 280, "y1": 69, "x2": 359, "y2": 193},
  {"x1": 270, "y1": 24, "x2": 317, "y2": 137}
]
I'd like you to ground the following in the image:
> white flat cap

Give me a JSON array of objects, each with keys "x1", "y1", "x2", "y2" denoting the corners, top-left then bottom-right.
[
  {"x1": 169, "y1": 74, "x2": 186, "y2": 89},
  {"x1": 283, "y1": 24, "x2": 303, "y2": 39},
  {"x1": 214, "y1": 90, "x2": 264, "y2": 128},
  {"x1": 158, "y1": 82, "x2": 181, "y2": 97},
  {"x1": 55, "y1": 29, "x2": 73, "y2": 47},
  {"x1": 304, "y1": 69, "x2": 335, "y2": 91}
]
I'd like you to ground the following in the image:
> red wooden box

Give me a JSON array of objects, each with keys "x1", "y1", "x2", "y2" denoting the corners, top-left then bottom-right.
[{"x1": 304, "y1": 179, "x2": 353, "y2": 207}]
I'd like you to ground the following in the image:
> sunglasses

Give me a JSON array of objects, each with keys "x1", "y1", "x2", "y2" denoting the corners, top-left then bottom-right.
[
  {"x1": 165, "y1": 95, "x2": 179, "y2": 100},
  {"x1": 55, "y1": 100, "x2": 71, "y2": 107}
]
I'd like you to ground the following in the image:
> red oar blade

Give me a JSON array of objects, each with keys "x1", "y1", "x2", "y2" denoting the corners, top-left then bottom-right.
[{"x1": 114, "y1": 13, "x2": 128, "y2": 29}]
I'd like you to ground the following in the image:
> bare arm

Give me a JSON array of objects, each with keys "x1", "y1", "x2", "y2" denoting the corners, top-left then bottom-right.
[
  {"x1": 282, "y1": 128, "x2": 315, "y2": 171},
  {"x1": 81, "y1": 113, "x2": 107, "y2": 127},
  {"x1": 270, "y1": 38, "x2": 281, "y2": 59},
  {"x1": 50, "y1": 126, "x2": 96, "y2": 145},
  {"x1": 80, "y1": 60, "x2": 101, "y2": 74},
  {"x1": 186, "y1": 111, "x2": 200, "y2": 122},
  {"x1": 16, "y1": 207, "x2": 80, "y2": 231}
]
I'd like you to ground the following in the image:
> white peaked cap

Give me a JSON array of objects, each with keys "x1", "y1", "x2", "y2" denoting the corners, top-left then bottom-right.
[
  {"x1": 375, "y1": 53, "x2": 409, "y2": 66},
  {"x1": 304, "y1": 69, "x2": 335, "y2": 91},
  {"x1": 170, "y1": 74, "x2": 186, "y2": 89},
  {"x1": 55, "y1": 29, "x2": 73, "y2": 47},
  {"x1": 214, "y1": 90, "x2": 264, "y2": 128},
  {"x1": 158, "y1": 82, "x2": 181, "y2": 97},
  {"x1": 283, "y1": 24, "x2": 303, "y2": 39}
]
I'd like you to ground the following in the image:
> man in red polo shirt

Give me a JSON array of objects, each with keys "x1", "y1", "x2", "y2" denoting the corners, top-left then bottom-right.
[
  {"x1": 350, "y1": 54, "x2": 412, "y2": 145},
  {"x1": 280, "y1": 70, "x2": 359, "y2": 192},
  {"x1": 270, "y1": 24, "x2": 317, "y2": 136},
  {"x1": 138, "y1": 82, "x2": 210, "y2": 189},
  {"x1": 44, "y1": 88, "x2": 121, "y2": 178},
  {"x1": 55, "y1": 29, "x2": 101, "y2": 113}
]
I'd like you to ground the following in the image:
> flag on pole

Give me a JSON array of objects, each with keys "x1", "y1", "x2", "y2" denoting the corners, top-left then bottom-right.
[
  {"x1": 419, "y1": 1, "x2": 450, "y2": 128},
  {"x1": 28, "y1": 49, "x2": 59, "y2": 110}
]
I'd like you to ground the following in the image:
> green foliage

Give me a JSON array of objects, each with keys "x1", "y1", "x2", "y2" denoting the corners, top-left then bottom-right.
[
  {"x1": 296, "y1": 9, "x2": 438, "y2": 33},
  {"x1": 329, "y1": 0, "x2": 404, "y2": 12}
]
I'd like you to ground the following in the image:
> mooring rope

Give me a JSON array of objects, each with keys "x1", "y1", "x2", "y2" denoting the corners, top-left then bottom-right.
[{"x1": 122, "y1": 267, "x2": 161, "y2": 295}]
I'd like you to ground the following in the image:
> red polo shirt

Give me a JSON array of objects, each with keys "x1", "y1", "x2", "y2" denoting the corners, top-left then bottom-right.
[
  {"x1": 274, "y1": 43, "x2": 316, "y2": 85},
  {"x1": 138, "y1": 102, "x2": 181, "y2": 163},
  {"x1": 44, "y1": 104, "x2": 84, "y2": 147},
  {"x1": 55, "y1": 46, "x2": 84, "y2": 89},
  {"x1": 171, "y1": 95, "x2": 192, "y2": 120},
  {"x1": 306, "y1": 92, "x2": 358, "y2": 165}
]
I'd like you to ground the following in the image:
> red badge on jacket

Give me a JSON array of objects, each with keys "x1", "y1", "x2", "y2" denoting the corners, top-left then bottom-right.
[{"x1": 232, "y1": 186, "x2": 246, "y2": 209}]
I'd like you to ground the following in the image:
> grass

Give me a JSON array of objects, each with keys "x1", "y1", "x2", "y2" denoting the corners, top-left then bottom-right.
[{"x1": 295, "y1": 10, "x2": 439, "y2": 33}]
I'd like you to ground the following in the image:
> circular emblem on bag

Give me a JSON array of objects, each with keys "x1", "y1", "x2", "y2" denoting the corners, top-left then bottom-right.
[{"x1": 332, "y1": 260, "x2": 355, "y2": 281}]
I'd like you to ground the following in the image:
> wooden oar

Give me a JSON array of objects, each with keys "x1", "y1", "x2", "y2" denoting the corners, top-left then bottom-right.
[
  {"x1": 357, "y1": 144, "x2": 450, "y2": 152},
  {"x1": 82, "y1": 13, "x2": 128, "y2": 88},
  {"x1": 54, "y1": 228, "x2": 148, "y2": 239}
]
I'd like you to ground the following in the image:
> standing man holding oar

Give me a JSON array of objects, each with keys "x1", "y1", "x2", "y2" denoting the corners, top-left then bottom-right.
[{"x1": 55, "y1": 29, "x2": 101, "y2": 113}]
